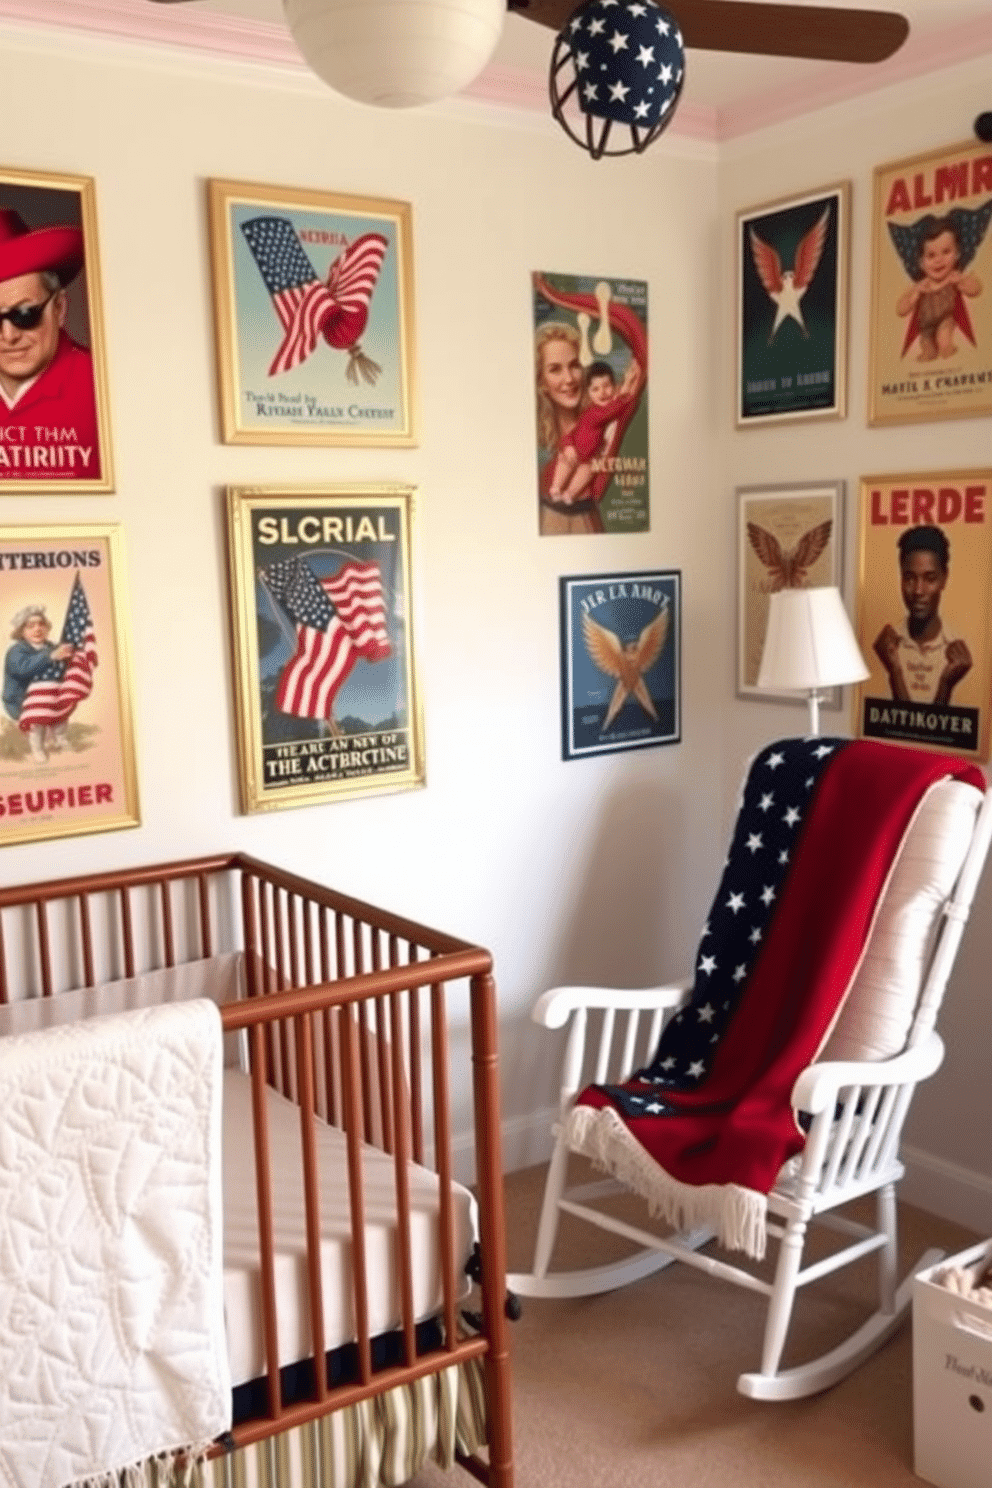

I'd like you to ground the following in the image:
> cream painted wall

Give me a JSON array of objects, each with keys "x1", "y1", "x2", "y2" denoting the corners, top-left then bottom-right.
[
  {"x1": 0, "y1": 28, "x2": 725, "y2": 1166},
  {"x1": 3, "y1": 22, "x2": 987, "y2": 1229},
  {"x1": 719, "y1": 53, "x2": 992, "y2": 1232}
]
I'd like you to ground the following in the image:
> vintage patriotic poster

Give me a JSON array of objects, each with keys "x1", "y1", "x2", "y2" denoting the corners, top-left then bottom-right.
[
  {"x1": 533, "y1": 271, "x2": 649, "y2": 536},
  {"x1": 737, "y1": 481, "x2": 844, "y2": 706},
  {"x1": 209, "y1": 181, "x2": 415, "y2": 446},
  {"x1": 736, "y1": 183, "x2": 849, "y2": 426},
  {"x1": 0, "y1": 524, "x2": 138, "y2": 846},
  {"x1": 0, "y1": 169, "x2": 114, "y2": 491},
  {"x1": 853, "y1": 471, "x2": 992, "y2": 761},
  {"x1": 869, "y1": 140, "x2": 992, "y2": 425},
  {"x1": 225, "y1": 485, "x2": 424, "y2": 813},
  {"x1": 559, "y1": 570, "x2": 680, "y2": 760}
]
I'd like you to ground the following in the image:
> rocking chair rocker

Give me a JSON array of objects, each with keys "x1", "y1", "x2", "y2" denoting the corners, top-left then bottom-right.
[{"x1": 508, "y1": 737, "x2": 992, "y2": 1401}]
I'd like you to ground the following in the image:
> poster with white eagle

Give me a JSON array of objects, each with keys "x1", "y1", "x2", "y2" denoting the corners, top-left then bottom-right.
[{"x1": 208, "y1": 180, "x2": 415, "y2": 446}]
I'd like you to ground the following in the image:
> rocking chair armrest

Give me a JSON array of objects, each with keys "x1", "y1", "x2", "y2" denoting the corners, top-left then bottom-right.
[
  {"x1": 791, "y1": 1030, "x2": 946, "y2": 1114},
  {"x1": 532, "y1": 979, "x2": 693, "y2": 1030}
]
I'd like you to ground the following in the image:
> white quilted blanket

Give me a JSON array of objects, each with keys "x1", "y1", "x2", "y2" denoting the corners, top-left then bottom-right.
[{"x1": 0, "y1": 1000, "x2": 231, "y2": 1488}]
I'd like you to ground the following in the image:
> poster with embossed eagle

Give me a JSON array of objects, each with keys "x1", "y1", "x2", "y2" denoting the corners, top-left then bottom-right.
[
  {"x1": 869, "y1": 140, "x2": 992, "y2": 425},
  {"x1": 559, "y1": 570, "x2": 680, "y2": 761},
  {"x1": 736, "y1": 182, "x2": 849, "y2": 426},
  {"x1": 737, "y1": 482, "x2": 844, "y2": 709}
]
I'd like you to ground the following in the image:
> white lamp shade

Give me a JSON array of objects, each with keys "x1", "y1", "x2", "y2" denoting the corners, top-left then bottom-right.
[
  {"x1": 757, "y1": 586, "x2": 870, "y2": 693},
  {"x1": 283, "y1": 0, "x2": 506, "y2": 108}
]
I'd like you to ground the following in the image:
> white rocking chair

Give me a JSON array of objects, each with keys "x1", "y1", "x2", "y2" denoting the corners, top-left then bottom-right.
[{"x1": 508, "y1": 748, "x2": 992, "y2": 1402}]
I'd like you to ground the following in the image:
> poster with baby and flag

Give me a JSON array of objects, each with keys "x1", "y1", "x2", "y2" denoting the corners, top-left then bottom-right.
[
  {"x1": 869, "y1": 138, "x2": 992, "y2": 425},
  {"x1": 225, "y1": 485, "x2": 424, "y2": 813},
  {"x1": 208, "y1": 180, "x2": 415, "y2": 447},
  {"x1": 532, "y1": 270, "x2": 649, "y2": 537}
]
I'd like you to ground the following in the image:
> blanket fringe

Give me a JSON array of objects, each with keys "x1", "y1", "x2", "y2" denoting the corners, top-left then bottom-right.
[
  {"x1": 69, "y1": 1443, "x2": 213, "y2": 1488},
  {"x1": 565, "y1": 1106, "x2": 769, "y2": 1261}
]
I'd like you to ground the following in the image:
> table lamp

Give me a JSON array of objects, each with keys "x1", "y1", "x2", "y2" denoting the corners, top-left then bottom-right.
[{"x1": 756, "y1": 586, "x2": 869, "y2": 736}]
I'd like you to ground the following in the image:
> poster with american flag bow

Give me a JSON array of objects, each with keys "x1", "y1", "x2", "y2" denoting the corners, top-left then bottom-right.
[
  {"x1": 0, "y1": 523, "x2": 139, "y2": 846},
  {"x1": 225, "y1": 485, "x2": 424, "y2": 813},
  {"x1": 208, "y1": 180, "x2": 415, "y2": 447}
]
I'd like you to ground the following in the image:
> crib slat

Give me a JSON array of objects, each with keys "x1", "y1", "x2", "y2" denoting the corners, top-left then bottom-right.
[
  {"x1": 408, "y1": 969, "x2": 424, "y2": 1166},
  {"x1": 120, "y1": 887, "x2": 134, "y2": 978},
  {"x1": 276, "y1": 892, "x2": 293, "y2": 1098},
  {"x1": 295, "y1": 1012, "x2": 328, "y2": 1400},
  {"x1": 78, "y1": 895, "x2": 94, "y2": 988},
  {"x1": 430, "y1": 979, "x2": 459, "y2": 1352},
  {"x1": 248, "y1": 1022, "x2": 283, "y2": 1419},
  {"x1": 353, "y1": 922, "x2": 374, "y2": 1142},
  {"x1": 197, "y1": 873, "x2": 213, "y2": 959},
  {"x1": 389, "y1": 989, "x2": 417, "y2": 1364},
  {"x1": 374, "y1": 995, "x2": 394, "y2": 1154},
  {"x1": 160, "y1": 880, "x2": 175, "y2": 968},
  {"x1": 36, "y1": 901, "x2": 52, "y2": 997},
  {"x1": 341, "y1": 1003, "x2": 372, "y2": 1384}
]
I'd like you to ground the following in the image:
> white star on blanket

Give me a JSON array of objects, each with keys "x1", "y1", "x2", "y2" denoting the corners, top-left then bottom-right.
[{"x1": 603, "y1": 738, "x2": 844, "y2": 1108}]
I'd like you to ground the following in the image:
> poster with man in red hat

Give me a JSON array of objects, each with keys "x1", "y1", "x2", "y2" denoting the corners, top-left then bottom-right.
[{"x1": 0, "y1": 171, "x2": 112, "y2": 491}]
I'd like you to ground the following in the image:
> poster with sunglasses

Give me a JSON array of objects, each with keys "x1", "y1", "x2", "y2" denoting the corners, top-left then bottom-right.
[
  {"x1": 533, "y1": 272, "x2": 649, "y2": 536},
  {"x1": 0, "y1": 169, "x2": 114, "y2": 492}
]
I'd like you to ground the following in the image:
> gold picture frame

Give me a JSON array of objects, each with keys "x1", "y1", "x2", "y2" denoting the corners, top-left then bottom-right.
[
  {"x1": 225, "y1": 484, "x2": 425, "y2": 813},
  {"x1": 0, "y1": 523, "x2": 139, "y2": 845},
  {"x1": 0, "y1": 167, "x2": 114, "y2": 491},
  {"x1": 736, "y1": 181, "x2": 849, "y2": 427},
  {"x1": 208, "y1": 180, "x2": 416, "y2": 447},
  {"x1": 737, "y1": 480, "x2": 845, "y2": 707},
  {"x1": 868, "y1": 140, "x2": 992, "y2": 426},
  {"x1": 853, "y1": 470, "x2": 992, "y2": 760}
]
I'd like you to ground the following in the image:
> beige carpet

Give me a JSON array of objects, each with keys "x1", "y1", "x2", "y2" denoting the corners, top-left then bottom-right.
[{"x1": 412, "y1": 1159, "x2": 980, "y2": 1487}]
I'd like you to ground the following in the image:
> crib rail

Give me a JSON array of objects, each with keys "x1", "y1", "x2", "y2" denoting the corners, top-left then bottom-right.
[{"x1": 0, "y1": 853, "x2": 513, "y2": 1486}]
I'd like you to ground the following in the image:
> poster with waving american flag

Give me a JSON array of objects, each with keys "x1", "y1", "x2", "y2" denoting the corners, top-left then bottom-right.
[
  {"x1": 225, "y1": 485, "x2": 425, "y2": 814},
  {"x1": 209, "y1": 179, "x2": 415, "y2": 448},
  {"x1": 0, "y1": 524, "x2": 139, "y2": 847}
]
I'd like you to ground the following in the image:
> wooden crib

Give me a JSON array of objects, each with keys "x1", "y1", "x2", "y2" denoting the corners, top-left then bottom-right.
[{"x1": 0, "y1": 852, "x2": 514, "y2": 1488}]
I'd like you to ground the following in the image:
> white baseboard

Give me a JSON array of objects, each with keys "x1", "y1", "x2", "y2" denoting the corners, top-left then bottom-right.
[
  {"x1": 451, "y1": 1107, "x2": 558, "y2": 1187},
  {"x1": 894, "y1": 1144, "x2": 992, "y2": 1237}
]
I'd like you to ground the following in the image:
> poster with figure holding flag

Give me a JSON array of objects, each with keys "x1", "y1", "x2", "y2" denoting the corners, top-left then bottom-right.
[
  {"x1": 208, "y1": 180, "x2": 415, "y2": 446},
  {"x1": 869, "y1": 139, "x2": 992, "y2": 425},
  {"x1": 736, "y1": 182, "x2": 849, "y2": 426},
  {"x1": 225, "y1": 485, "x2": 424, "y2": 813},
  {"x1": 0, "y1": 523, "x2": 139, "y2": 846}
]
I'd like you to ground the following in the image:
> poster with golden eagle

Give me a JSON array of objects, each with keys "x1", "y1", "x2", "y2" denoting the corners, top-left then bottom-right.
[
  {"x1": 737, "y1": 482, "x2": 844, "y2": 709},
  {"x1": 559, "y1": 570, "x2": 680, "y2": 761},
  {"x1": 869, "y1": 139, "x2": 992, "y2": 425},
  {"x1": 736, "y1": 182, "x2": 849, "y2": 426}
]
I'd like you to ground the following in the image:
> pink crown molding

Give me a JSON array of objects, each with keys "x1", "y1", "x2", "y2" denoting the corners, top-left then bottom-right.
[{"x1": 2, "y1": 0, "x2": 990, "y2": 143}]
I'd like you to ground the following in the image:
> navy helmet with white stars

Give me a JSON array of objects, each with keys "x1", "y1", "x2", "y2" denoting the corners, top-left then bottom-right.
[{"x1": 550, "y1": 0, "x2": 686, "y2": 158}]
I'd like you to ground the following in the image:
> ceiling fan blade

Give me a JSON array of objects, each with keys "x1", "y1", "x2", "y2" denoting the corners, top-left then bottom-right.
[{"x1": 511, "y1": 0, "x2": 909, "y2": 64}]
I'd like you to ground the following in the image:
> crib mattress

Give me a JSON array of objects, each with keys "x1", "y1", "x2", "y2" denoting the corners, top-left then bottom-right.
[
  {"x1": 0, "y1": 972, "x2": 477, "y2": 1392},
  {"x1": 223, "y1": 1070, "x2": 476, "y2": 1387}
]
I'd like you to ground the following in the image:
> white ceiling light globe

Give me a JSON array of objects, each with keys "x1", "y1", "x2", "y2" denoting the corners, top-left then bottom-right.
[{"x1": 283, "y1": 0, "x2": 507, "y2": 109}]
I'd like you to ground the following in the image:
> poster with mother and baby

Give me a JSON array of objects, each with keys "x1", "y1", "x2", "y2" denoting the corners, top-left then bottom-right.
[{"x1": 533, "y1": 271, "x2": 649, "y2": 537}]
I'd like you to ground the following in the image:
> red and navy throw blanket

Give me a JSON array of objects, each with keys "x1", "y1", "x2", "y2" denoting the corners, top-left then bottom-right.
[{"x1": 566, "y1": 737, "x2": 984, "y2": 1257}]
